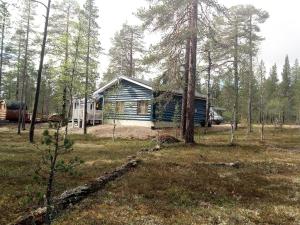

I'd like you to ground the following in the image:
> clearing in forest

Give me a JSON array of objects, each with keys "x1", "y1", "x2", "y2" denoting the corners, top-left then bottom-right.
[{"x1": 0, "y1": 125, "x2": 300, "y2": 224}]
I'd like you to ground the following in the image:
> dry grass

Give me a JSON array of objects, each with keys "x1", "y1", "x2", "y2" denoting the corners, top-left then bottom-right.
[
  {"x1": 54, "y1": 126, "x2": 300, "y2": 225},
  {"x1": 0, "y1": 125, "x2": 148, "y2": 224},
  {"x1": 1, "y1": 124, "x2": 300, "y2": 224}
]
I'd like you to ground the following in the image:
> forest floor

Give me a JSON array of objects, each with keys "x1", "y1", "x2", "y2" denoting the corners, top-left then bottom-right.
[{"x1": 1, "y1": 124, "x2": 300, "y2": 224}]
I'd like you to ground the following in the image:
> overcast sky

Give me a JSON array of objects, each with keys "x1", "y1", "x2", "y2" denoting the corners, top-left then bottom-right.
[{"x1": 93, "y1": 0, "x2": 299, "y2": 77}]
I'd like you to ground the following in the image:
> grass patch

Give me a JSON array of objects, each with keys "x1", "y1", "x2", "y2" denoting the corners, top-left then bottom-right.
[
  {"x1": 54, "y1": 126, "x2": 300, "y2": 225},
  {"x1": 1, "y1": 125, "x2": 300, "y2": 224},
  {"x1": 0, "y1": 126, "x2": 147, "y2": 224}
]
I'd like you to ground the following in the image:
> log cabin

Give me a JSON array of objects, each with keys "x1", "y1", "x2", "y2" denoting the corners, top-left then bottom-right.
[{"x1": 72, "y1": 76, "x2": 207, "y2": 128}]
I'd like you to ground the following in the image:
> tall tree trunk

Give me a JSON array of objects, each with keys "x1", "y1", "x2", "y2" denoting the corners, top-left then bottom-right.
[
  {"x1": 247, "y1": 15, "x2": 253, "y2": 134},
  {"x1": 233, "y1": 21, "x2": 239, "y2": 130},
  {"x1": 18, "y1": 1, "x2": 31, "y2": 135},
  {"x1": 16, "y1": 31, "x2": 22, "y2": 100},
  {"x1": 129, "y1": 28, "x2": 133, "y2": 77},
  {"x1": 205, "y1": 47, "x2": 212, "y2": 132},
  {"x1": 29, "y1": 0, "x2": 51, "y2": 143},
  {"x1": 185, "y1": 0, "x2": 197, "y2": 144},
  {"x1": 0, "y1": 15, "x2": 5, "y2": 97},
  {"x1": 65, "y1": 15, "x2": 82, "y2": 136},
  {"x1": 83, "y1": 0, "x2": 92, "y2": 135},
  {"x1": 260, "y1": 63, "x2": 265, "y2": 141},
  {"x1": 62, "y1": 4, "x2": 70, "y2": 127},
  {"x1": 181, "y1": 37, "x2": 190, "y2": 139}
]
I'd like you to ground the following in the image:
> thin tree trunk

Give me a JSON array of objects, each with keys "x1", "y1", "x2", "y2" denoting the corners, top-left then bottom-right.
[
  {"x1": 83, "y1": 0, "x2": 91, "y2": 135},
  {"x1": 0, "y1": 14, "x2": 5, "y2": 97},
  {"x1": 29, "y1": 0, "x2": 51, "y2": 143},
  {"x1": 16, "y1": 30, "x2": 22, "y2": 100},
  {"x1": 22, "y1": 74, "x2": 28, "y2": 130},
  {"x1": 247, "y1": 15, "x2": 253, "y2": 134},
  {"x1": 129, "y1": 28, "x2": 133, "y2": 77},
  {"x1": 181, "y1": 37, "x2": 190, "y2": 139},
  {"x1": 205, "y1": 47, "x2": 212, "y2": 133},
  {"x1": 18, "y1": 2, "x2": 31, "y2": 134},
  {"x1": 260, "y1": 63, "x2": 265, "y2": 141},
  {"x1": 65, "y1": 14, "x2": 82, "y2": 136},
  {"x1": 233, "y1": 21, "x2": 239, "y2": 130},
  {"x1": 45, "y1": 124, "x2": 60, "y2": 225},
  {"x1": 62, "y1": 4, "x2": 70, "y2": 127},
  {"x1": 185, "y1": 0, "x2": 197, "y2": 144}
]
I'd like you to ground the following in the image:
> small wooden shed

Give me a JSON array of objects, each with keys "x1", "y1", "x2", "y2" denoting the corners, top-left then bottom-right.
[{"x1": 0, "y1": 100, "x2": 28, "y2": 121}]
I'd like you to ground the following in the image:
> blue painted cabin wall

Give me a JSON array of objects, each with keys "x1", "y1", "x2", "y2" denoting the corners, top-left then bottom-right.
[
  {"x1": 102, "y1": 80, "x2": 153, "y2": 121},
  {"x1": 152, "y1": 95, "x2": 206, "y2": 125},
  {"x1": 99, "y1": 79, "x2": 206, "y2": 124}
]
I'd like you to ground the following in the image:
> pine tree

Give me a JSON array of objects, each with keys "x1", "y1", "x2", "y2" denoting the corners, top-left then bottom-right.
[
  {"x1": 0, "y1": 1, "x2": 9, "y2": 97},
  {"x1": 291, "y1": 59, "x2": 300, "y2": 123},
  {"x1": 281, "y1": 55, "x2": 292, "y2": 123},
  {"x1": 29, "y1": 0, "x2": 52, "y2": 143},
  {"x1": 257, "y1": 60, "x2": 266, "y2": 140},
  {"x1": 265, "y1": 64, "x2": 279, "y2": 123},
  {"x1": 139, "y1": 0, "x2": 224, "y2": 143},
  {"x1": 82, "y1": 0, "x2": 100, "y2": 135},
  {"x1": 242, "y1": 5, "x2": 269, "y2": 133},
  {"x1": 103, "y1": 23, "x2": 144, "y2": 82}
]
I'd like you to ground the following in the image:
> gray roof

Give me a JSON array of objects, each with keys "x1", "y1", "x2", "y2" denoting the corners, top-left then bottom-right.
[{"x1": 93, "y1": 76, "x2": 206, "y2": 100}]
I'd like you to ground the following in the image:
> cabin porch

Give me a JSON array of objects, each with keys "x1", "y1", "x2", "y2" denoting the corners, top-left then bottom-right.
[{"x1": 71, "y1": 98, "x2": 103, "y2": 128}]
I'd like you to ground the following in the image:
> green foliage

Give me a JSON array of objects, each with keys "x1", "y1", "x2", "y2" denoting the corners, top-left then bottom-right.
[
  {"x1": 63, "y1": 138, "x2": 74, "y2": 149},
  {"x1": 103, "y1": 23, "x2": 145, "y2": 83}
]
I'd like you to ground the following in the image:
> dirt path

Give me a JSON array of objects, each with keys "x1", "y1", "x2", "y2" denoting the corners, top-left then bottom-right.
[{"x1": 68, "y1": 124, "x2": 158, "y2": 140}]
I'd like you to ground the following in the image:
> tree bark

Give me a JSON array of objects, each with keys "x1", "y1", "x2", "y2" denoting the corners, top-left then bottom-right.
[
  {"x1": 205, "y1": 47, "x2": 212, "y2": 132},
  {"x1": 0, "y1": 13, "x2": 5, "y2": 98},
  {"x1": 181, "y1": 37, "x2": 190, "y2": 139},
  {"x1": 83, "y1": 0, "x2": 92, "y2": 135},
  {"x1": 16, "y1": 30, "x2": 22, "y2": 100},
  {"x1": 62, "y1": 4, "x2": 70, "y2": 127},
  {"x1": 18, "y1": 1, "x2": 31, "y2": 135},
  {"x1": 260, "y1": 63, "x2": 265, "y2": 141},
  {"x1": 29, "y1": 0, "x2": 51, "y2": 143},
  {"x1": 233, "y1": 21, "x2": 239, "y2": 130},
  {"x1": 185, "y1": 0, "x2": 198, "y2": 144},
  {"x1": 65, "y1": 13, "x2": 82, "y2": 136},
  {"x1": 129, "y1": 28, "x2": 133, "y2": 77},
  {"x1": 247, "y1": 15, "x2": 253, "y2": 134}
]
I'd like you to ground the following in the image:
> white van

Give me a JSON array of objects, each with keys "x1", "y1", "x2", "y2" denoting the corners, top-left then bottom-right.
[{"x1": 210, "y1": 107, "x2": 224, "y2": 125}]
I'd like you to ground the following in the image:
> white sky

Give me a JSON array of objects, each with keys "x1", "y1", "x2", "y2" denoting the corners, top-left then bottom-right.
[{"x1": 78, "y1": 0, "x2": 300, "y2": 78}]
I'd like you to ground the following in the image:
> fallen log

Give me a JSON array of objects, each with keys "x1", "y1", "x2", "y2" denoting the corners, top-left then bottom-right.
[{"x1": 11, "y1": 159, "x2": 140, "y2": 225}]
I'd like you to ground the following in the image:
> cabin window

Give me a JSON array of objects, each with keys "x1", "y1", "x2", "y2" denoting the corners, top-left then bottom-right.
[
  {"x1": 116, "y1": 101, "x2": 124, "y2": 113},
  {"x1": 137, "y1": 101, "x2": 149, "y2": 115}
]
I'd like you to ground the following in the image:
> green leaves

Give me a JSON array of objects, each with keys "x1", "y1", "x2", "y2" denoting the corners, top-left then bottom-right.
[
  {"x1": 63, "y1": 138, "x2": 73, "y2": 149},
  {"x1": 55, "y1": 157, "x2": 84, "y2": 175}
]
